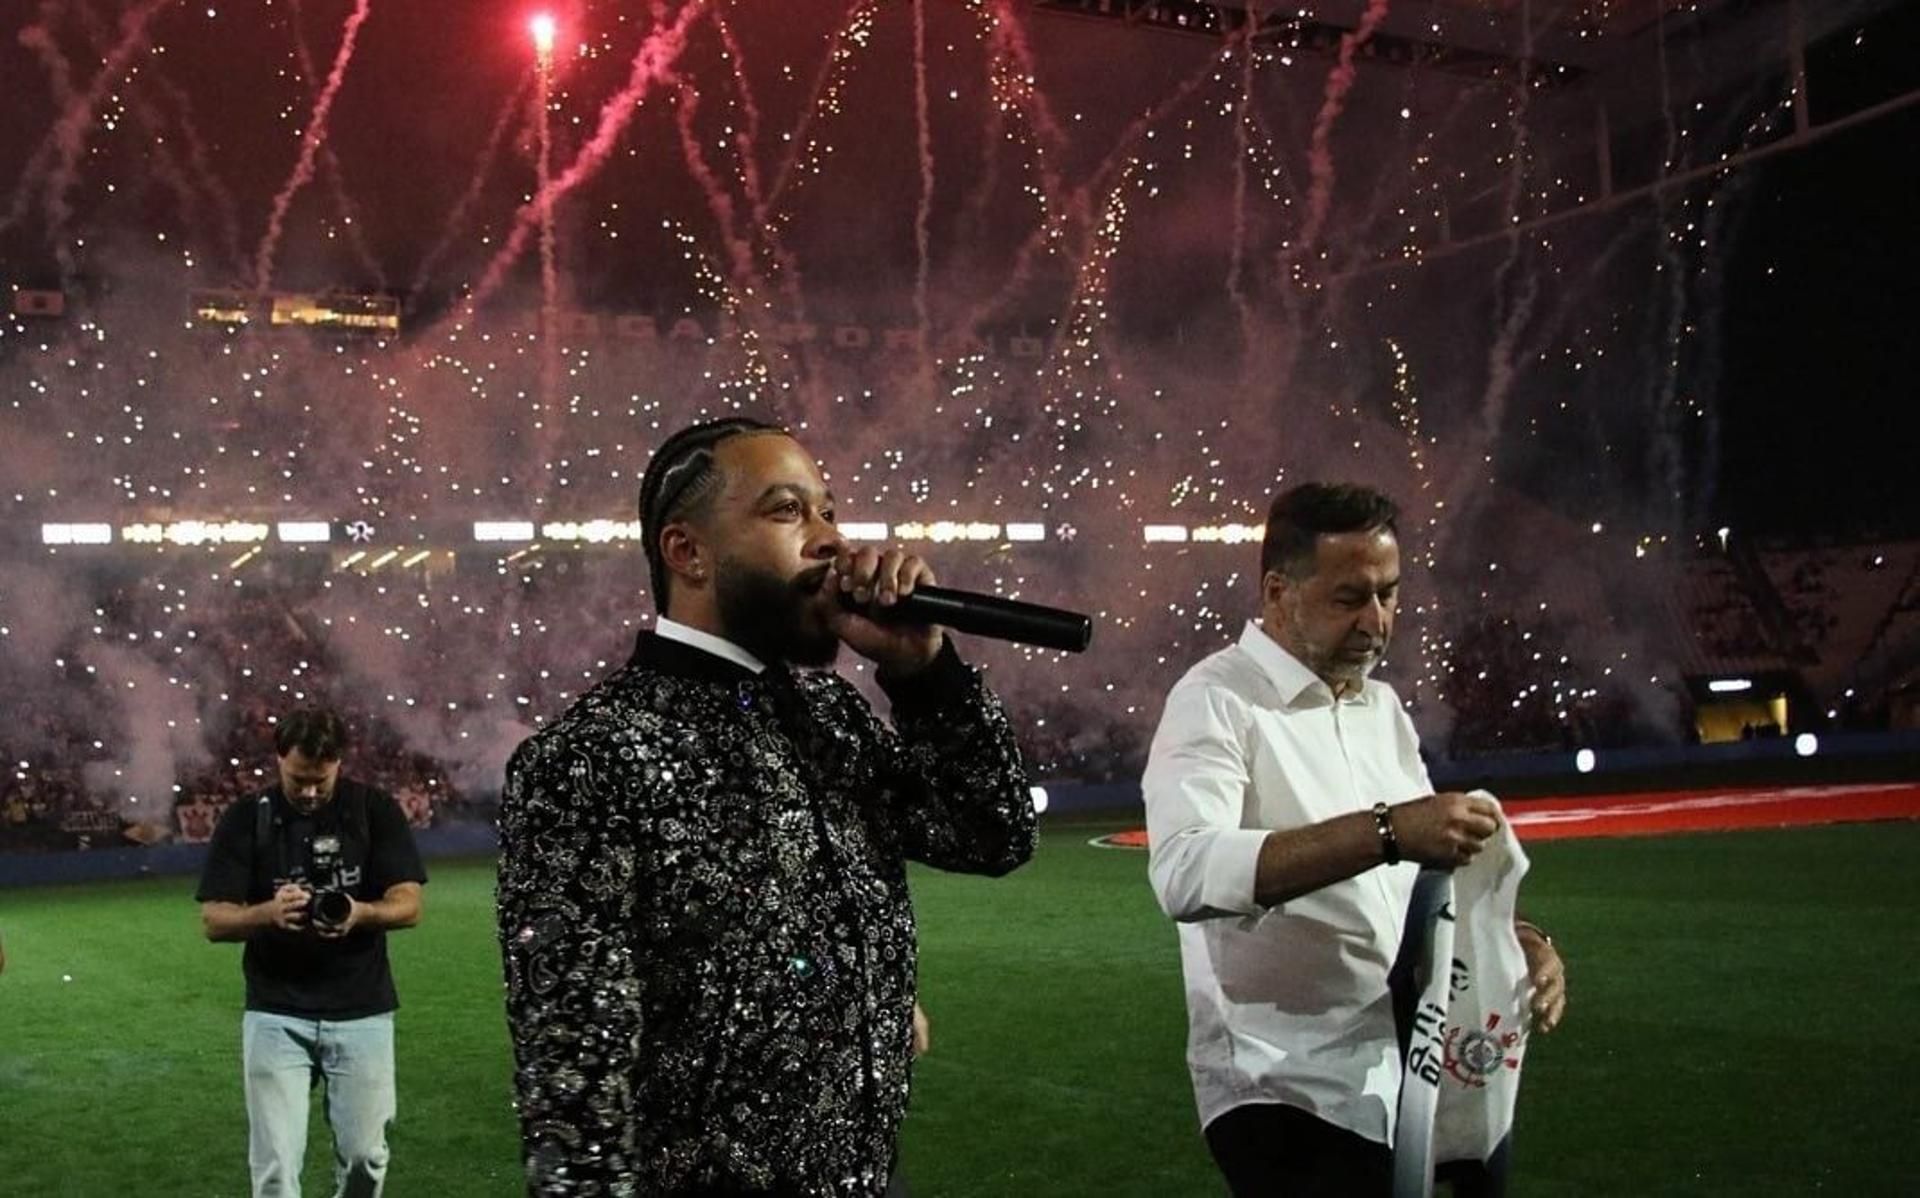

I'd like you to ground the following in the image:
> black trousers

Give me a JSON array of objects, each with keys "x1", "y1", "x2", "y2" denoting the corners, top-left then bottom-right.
[{"x1": 1204, "y1": 1103, "x2": 1510, "y2": 1198}]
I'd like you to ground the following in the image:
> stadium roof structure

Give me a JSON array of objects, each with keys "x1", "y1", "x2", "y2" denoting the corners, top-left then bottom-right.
[
  {"x1": 1033, "y1": 0, "x2": 1920, "y2": 263},
  {"x1": 1031, "y1": 0, "x2": 1920, "y2": 142},
  {"x1": 1033, "y1": 0, "x2": 1906, "y2": 85}
]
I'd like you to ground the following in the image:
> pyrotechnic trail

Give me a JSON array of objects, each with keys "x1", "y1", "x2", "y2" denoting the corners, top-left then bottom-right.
[
  {"x1": 1292, "y1": 74, "x2": 1477, "y2": 389},
  {"x1": 1, "y1": 0, "x2": 79, "y2": 238},
  {"x1": 1433, "y1": 0, "x2": 1541, "y2": 564},
  {"x1": 408, "y1": 75, "x2": 532, "y2": 298},
  {"x1": 20, "y1": 0, "x2": 244, "y2": 275},
  {"x1": 532, "y1": 12, "x2": 560, "y2": 412},
  {"x1": 671, "y1": 81, "x2": 782, "y2": 343},
  {"x1": 1648, "y1": 7, "x2": 1693, "y2": 529},
  {"x1": 910, "y1": 0, "x2": 936, "y2": 389},
  {"x1": 9, "y1": 2, "x2": 80, "y2": 236},
  {"x1": 1043, "y1": 170, "x2": 1135, "y2": 407},
  {"x1": 287, "y1": 0, "x2": 387, "y2": 287},
  {"x1": 670, "y1": 82, "x2": 811, "y2": 422},
  {"x1": 710, "y1": 0, "x2": 816, "y2": 347},
  {"x1": 953, "y1": 3, "x2": 1010, "y2": 253},
  {"x1": 670, "y1": 83, "x2": 758, "y2": 307},
  {"x1": 981, "y1": 0, "x2": 1071, "y2": 211},
  {"x1": 959, "y1": 30, "x2": 1230, "y2": 342},
  {"x1": 3, "y1": 0, "x2": 177, "y2": 279},
  {"x1": 132, "y1": 51, "x2": 249, "y2": 275},
  {"x1": 252, "y1": 0, "x2": 376, "y2": 294},
  {"x1": 710, "y1": 3, "x2": 767, "y2": 220},
  {"x1": 17, "y1": 2, "x2": 78, "y2": 115},
  {"x1": 460, "y1": 0, "x2": 710, "y2": 319},
  {"x1": 1226, "y1": 4, "x2": 1260, "y2": 366},
  {"x1": 764, "y1": 0, "x2": 879, "y2": 216},
  {"x1": 1282, "y1": 0, "x2": 1392, "y2": 283},
  {"x1": 1679, "y1": 82, "x2": 1790, "y2": 517},
  {"x1": 54, "y1": 0, "x2": 231, "y2": 271},
  {"x1": 1267, "y1": 21, "x2": 1489, "y2": 428},
  {"x1": 702, "y1": 6, "x2": 798, "y2": 303},
  {"x1": 948, "y1": 0, "x2": 1080, "y2": 341}
]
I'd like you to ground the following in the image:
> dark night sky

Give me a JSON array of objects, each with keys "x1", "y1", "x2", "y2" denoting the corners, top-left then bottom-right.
[
  {"x1": 1715, "y1": 8, "x2": 1920, "y2": 541},
  {"x1": 0, "y1": 0, "x2": 1913, "y2": 799},
  {"x1": 2, "y1": 0, "x2": 1916, "y2": 543}
]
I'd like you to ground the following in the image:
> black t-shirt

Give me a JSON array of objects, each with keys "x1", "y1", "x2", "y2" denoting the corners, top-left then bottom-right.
[{"x1": 195, "y1": 780, "x2": 428, "y2": 1018}]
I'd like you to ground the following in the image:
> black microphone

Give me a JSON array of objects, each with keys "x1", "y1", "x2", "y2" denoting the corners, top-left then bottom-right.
[{"x1": 841, "y1": 584, "x2": 1093, "y2": 653}]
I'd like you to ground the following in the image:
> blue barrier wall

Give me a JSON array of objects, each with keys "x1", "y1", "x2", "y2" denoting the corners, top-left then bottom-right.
[{"x1": 0, "y1": 821, "x2": 499, "y2": 889}]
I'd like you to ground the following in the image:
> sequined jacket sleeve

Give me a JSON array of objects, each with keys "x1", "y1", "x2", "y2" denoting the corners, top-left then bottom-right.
[
  {"x1": 497, "y1": 712, "x2": 663, "y2": 1195},
  {"x1": 496, "y1": 641, "x2": 1034, "y2": 1196},
  {"x1": 848, "y1": 638, "x2": 1037, "y2": 876}
]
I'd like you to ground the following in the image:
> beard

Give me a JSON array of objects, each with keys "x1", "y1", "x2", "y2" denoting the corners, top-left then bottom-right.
[
  {"x1": 1279, "y1": 599, "x2": 1388, "y2": 691},
  {"x1": 282, "y1": 785, "x2": 337, "y2": 815},
  {"x1": 713, "y1": 557, "x2": 841, "y2": 668},
  {"x1": 1309, "y1": 633, "x2": 1388, "y2": 689}
]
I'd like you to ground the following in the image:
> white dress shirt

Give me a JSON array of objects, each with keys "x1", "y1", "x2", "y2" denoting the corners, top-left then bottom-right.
[
  {"x1": 1143, "y1": 620, "x2": 1432, "y2": 1145},
  {"x1": 654, "y1": 615, "x2": 766, "y2": 676}
]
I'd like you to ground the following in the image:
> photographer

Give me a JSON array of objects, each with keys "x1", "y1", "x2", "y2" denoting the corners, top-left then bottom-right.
[{"x1": 196, "y1": 708, "x2": 427, "y2": 1198}]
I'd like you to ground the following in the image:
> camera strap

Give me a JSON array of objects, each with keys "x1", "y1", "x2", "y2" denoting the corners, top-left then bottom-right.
[
  {"x1": 252, "y1": 794, "x2": 279, "y2": 887},
  {"x1": 251, "y1": 785, "x2": 368, "y2": 889}
]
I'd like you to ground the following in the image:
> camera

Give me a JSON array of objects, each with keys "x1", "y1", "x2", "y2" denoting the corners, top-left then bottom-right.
[{"x1": 284, "y1": 834, "x2": 354, "y2": 930}]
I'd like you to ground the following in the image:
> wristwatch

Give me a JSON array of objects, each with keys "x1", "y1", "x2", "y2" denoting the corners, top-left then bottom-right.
[{"x1": 1370, "y1": 801, "x2": 1401, "y2": 865}]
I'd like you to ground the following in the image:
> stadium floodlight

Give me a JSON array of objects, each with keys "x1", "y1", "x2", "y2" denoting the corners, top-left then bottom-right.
[
  {"x1": 1794, "y1": 733, "x2": 1818, "y2": 757},
  {"x1": 1143, "y1": 525, "x2": 1189, "y2": 543},
  {"x1": 890, "y1": 521, "x2": 1001, "y2": 543},
  {"x1": 1029, "y1": 786, "x2": 1049, "y2": 815},
  {"x1": 1005, "y1": 523, "x2": 1047, "y2": 542},
  {"x1": 1575, "y1": 748, "x2": 1596, "y2": 774},
  {"x1": 1191, "y1": 524, "x2": 1265, "y2": 544},
  {"x1": 277, "y1": 521, "x2": 332, "y2": 544},
  {"x1": 41, "y1": 523, "x2": 113, "y2": 545},
  {"x1": 541, "y1": 519, "x2": 642, "y2": 543},
  {"x1": 474, "y1": 520, "x2": 537, "y2": 542},
  {"x1": 1708, "y1": 678, "x2": 1754, "y2": 693}
]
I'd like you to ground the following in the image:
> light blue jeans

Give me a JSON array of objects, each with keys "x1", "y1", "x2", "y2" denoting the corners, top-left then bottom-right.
[{"x1": 241, "y1": 1010, "x2": 396, "y2": 1198}]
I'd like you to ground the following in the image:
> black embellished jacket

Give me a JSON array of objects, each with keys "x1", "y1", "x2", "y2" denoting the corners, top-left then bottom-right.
[{"x1": 497, "y1": 631, "x2": 1036, "y2": 1196}]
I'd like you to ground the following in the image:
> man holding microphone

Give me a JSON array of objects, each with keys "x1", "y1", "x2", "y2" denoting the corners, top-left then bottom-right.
[{"x1": 497, "y1": 417, "x2": 1038, "y2": 1196}]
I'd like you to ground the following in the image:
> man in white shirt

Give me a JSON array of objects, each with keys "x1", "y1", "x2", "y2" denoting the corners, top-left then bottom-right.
[{"x1": 1143, "y1": 483, "x2": 1567, "y2": 1197}]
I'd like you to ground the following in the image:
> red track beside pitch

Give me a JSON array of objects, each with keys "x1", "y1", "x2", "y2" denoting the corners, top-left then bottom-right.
[
  {"x1": 1502, "y1": 782, "x2": 1920, "y2": 840},
  {"x1": 1094, "y1": 782, "x2": 1920, "y2": 848}
]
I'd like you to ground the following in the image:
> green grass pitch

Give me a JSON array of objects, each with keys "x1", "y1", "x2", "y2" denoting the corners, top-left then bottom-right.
[{"x1": 2, "y1": 819, "x2": 1916, "y2": 1195}]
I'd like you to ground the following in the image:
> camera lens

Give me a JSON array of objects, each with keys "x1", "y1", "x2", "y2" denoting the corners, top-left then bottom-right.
[{"x1": 312, "y1": 889, "x2": 354, "y2": 927}]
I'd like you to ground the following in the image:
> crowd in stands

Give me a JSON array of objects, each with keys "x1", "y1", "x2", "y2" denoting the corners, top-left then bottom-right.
[
  {"x1": 5, "y1": 320, "x2": 1918, "y2": 853},
  {"x1": 1, "y1": 559, "x2": 469, "y2": 853},
  {"x1": 1678, "y1": 557, "x2": 1781, "y2": 665},
  {"x1": 1433, "y1": 612, "x2": 1651, "y2": 757},
  {"x1": 6, "y1": 527, "x2": 1919, "y2": 854},
  {"x1": 18, "y1": 542, "x2": 1902, "y2": 854},
  {"x1": 1771, "y1": 552, "x2": 1845, "y2": 648}
]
